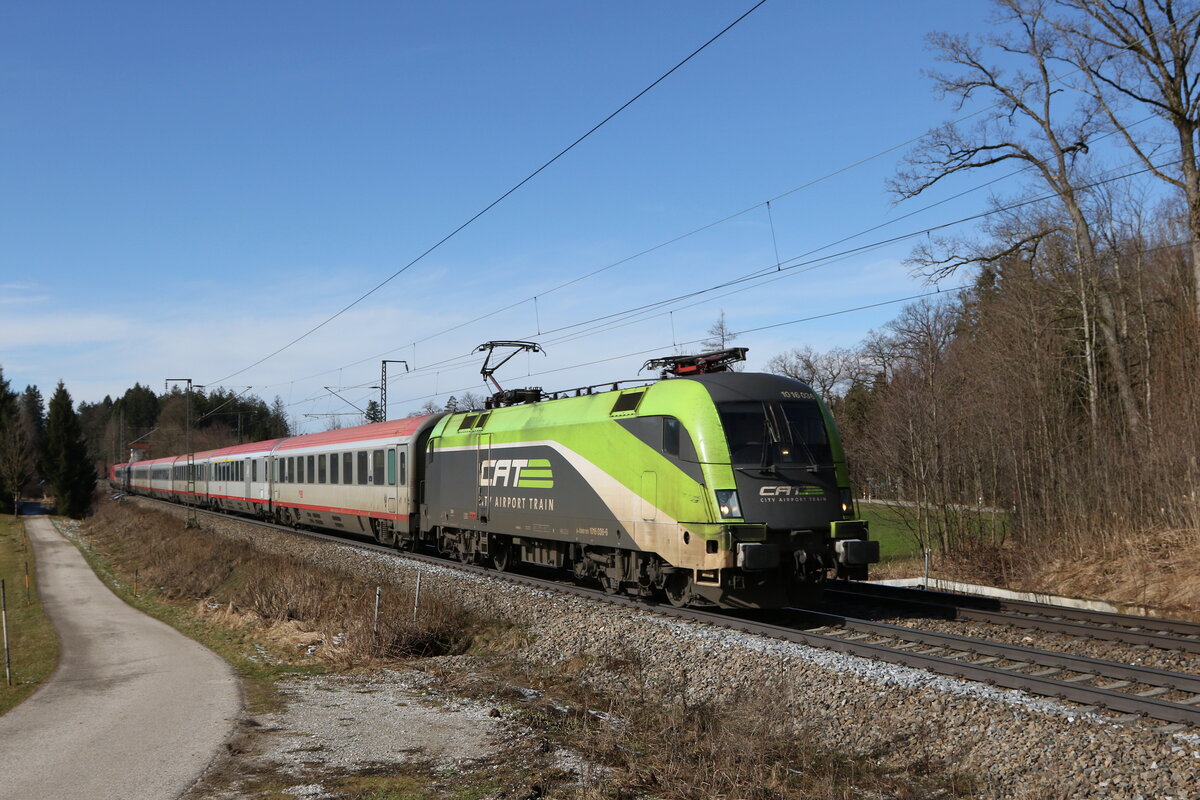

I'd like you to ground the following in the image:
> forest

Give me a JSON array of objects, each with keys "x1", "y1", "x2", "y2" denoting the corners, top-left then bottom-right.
[{"x1": 767, "y1": 0, "x2": 1200, "y2": 585}]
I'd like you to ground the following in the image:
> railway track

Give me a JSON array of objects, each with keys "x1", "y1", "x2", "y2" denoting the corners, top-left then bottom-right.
[
  {"x1": 131, "y1": 497, "x2": 1200, "y2": 728},
  {"x1": 827, "y1": 582, "x2": 1200, "y2": 654}
]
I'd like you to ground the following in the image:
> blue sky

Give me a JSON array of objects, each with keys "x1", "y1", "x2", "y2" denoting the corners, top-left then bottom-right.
[{"x1": 2, "y1": 1, "x2": 1005, "y2": 429}]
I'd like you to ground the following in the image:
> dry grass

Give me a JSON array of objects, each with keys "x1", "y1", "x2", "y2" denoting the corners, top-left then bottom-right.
[
  {"x1": 84, "y1": 501, "x2": 976, "y2": 798},
  {"x1": 83, "y1": 502, "x2": 479, "y2": 666},
  {"x1": 1032, "y1": 527, "x2": 1200, "y2": 618},
  {"x1": 882, "y1": 519, "x2": 1200, "y2": 620},
  {"x1": 440, "y1": 652, "x2": 977, "y2": 800}
]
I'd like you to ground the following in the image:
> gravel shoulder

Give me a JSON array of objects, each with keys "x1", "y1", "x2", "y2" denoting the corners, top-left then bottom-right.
[{"x1": 144, "y1": 501, "x2": 1200, "y2": 799}]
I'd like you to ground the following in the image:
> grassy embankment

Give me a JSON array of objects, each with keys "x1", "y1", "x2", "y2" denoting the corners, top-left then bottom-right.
[
  {"x1": 857, "y1": 502, "x2": 921, "y2": 563},
  {"x1": 74, "y1": 499, "x2": 975, "y2": 799},
  {"x1": 0, "y1": 515, "x2": 59, "y2": 716},
  {"x1": 857, "y1": 501, "x2": 1018, "y2": 583}
]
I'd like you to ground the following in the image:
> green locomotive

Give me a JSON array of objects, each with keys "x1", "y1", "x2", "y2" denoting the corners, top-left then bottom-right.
[{"x1": 420, "y1": 348, "x2": 878, "y2": 608}]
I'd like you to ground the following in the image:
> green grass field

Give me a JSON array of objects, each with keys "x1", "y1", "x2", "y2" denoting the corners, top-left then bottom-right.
[
  {"x1": 0, "y1": 516, "x2": 59, "y2": 715},
  {"x1": 857, "y1": 502, "x2": 923, "y2": 562}
]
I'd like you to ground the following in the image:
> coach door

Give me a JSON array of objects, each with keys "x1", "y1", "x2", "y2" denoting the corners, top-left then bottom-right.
[
  {"x1": 475, "y1": 433, "x2": 493, "y2": 524},
  {"x1": 385, "y1": 447, "x2": 398, "y2": 520},
  {"x1": 244, "y1": 459, "x2": 252, "y2": 503}
]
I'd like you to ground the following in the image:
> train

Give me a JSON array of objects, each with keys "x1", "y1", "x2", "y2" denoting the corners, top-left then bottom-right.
[{"x1": 110, "y1": 348, "x2": 879, "y2": 608}]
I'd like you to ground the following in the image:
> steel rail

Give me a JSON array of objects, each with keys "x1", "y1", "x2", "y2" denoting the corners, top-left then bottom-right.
[
  {"x1": 129, "y1": 497, "x2": 1200, "y2": 726},
  {"x1": 789, "y1": 608, "x2": 1200, "y2": 695},
  {"x1": 843, "y1": 581, "x2": 1200, "y2": 636},
  {"x1": 828, "y1": 584, "x2": 1200, "y2": 653}
]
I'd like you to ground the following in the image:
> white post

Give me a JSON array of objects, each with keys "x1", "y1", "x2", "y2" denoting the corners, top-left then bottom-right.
[
  {"x1": 372, "y1": 585, "x2": 381, "y2": 642},
  {"x1": 412, "y1": 573, "x2": 422, "y2": 620},
  {"x1": 2, "y1": 579, "x2": 11, "y2": 686}
]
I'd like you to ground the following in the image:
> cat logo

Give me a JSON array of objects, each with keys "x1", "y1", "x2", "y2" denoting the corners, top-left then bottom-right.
[
  {"x1": 759, "y1": 485, "x2": 825, "y2": 497},
  {"x1": 479, "y1": 458, "x2": 554, "y2": 489}
]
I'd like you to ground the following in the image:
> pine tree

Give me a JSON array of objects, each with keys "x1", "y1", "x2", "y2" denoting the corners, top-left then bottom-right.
[
  {"x1": 0, "y1": 366, "x2": 20, "y2": 513},
  {"x1": 46, "y1": 381, "x2": 96, "y2": 518},
  {"x1": 20, "y1": 385, "x2": 46, "y2": 489}
]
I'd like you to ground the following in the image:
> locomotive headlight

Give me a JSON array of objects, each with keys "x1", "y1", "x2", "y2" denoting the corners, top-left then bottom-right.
[
  {"x1": 715, "y1": 489, "x2": 742, "y2": 519},
  {"x1": 839, "y1": 488, "x2": 853, "y2": 516}
]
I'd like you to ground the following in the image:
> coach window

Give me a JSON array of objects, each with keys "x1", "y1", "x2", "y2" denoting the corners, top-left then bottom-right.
[
  {"x1": 357, "y1": 451, "x2": 369, "y2": 485},
  {"x1": 372, "y1": 449, "x2": 384, "y2": 486},
  {"x1": 399, "y1": 451, "x2": 407, "y2": 486},
  {"x1": 252, "y1": 460, "x2": 257, "y2": 482},
  {"x1": 284, "y1": 457, "x2": 292, "y2": 483},
  {"x1": 387, "y1": 448, "x2": 396, "y2": 486},
  {"x1": 344, "y1": 452, "x2": 354, "y2": 484},
  {"x1": 330, "y1": 452, "x2": 339, "y2": 484},
  {"x1": 305, "y1": 455, "x2": 313, "y2": 483},
  {"x1": 318, "y1": 454, "x2": 327, "y2": 484}
]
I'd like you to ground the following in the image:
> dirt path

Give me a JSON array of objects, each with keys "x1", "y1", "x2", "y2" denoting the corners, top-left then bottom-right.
[{"x1": 0, "y1": 514, "x2": 241, "y2": 800}]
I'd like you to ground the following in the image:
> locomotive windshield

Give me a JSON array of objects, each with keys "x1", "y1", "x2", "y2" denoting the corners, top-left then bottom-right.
[{"x1": 718, "y1": 400, "x2": 832, "y2": 467}]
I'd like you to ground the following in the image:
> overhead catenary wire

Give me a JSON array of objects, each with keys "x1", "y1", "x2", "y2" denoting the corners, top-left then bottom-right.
[
  {"x1": 368, "y1": 284, "x2": 976, "y2": 414},
  {"x1": 205, "y1": 0, "x2": 769, "y2": 387},
  {"x1": 283, "y1": 152, "x2": 1190, "y2": 422},
  {"x1": 259, "y1": 107, "x2": 1160, "y2": 397},
  {"x1": 288, "y1": 153, "x2": 1187, "y2": 418},
  {"x1": 213, "y1": 8, "x2": 1183, "y2": 402},
  {"x1": 353, "y1": 222, "x2": 1188, "y2": 416}
]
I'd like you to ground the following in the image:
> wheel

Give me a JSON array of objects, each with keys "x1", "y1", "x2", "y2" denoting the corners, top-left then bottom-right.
[
  {"x1": 599, "y1": 572, "x2": 621, "y2": 595},
  {"x1": 491, "y1": 538, "x2": 513, "y2": 572},
  {"x1": 663, "y1": 572, "x2": 692, "y2": 607}
]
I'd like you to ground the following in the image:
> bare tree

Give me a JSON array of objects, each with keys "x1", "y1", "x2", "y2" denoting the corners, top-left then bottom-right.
[
  {"x1": 894, "y1": 0, "x2": 1144, "y2": 434},
  {"x1": 766, "y1": 346, "x2": 864, "y2": 403},
  {"x1": 457, "y1": 391, "x2": 486, "y2": 411},
  {"x1": 1054, "y1": 0, "x2": 1200, "y2": 320},
  {"x1": 702, "y1": 310, "x2": 738, "y2": 350},
  {"x1": 0, "y1": 422, "x2": 32, "y2": 517},
  {"x1": 416, "y1": 399, "x2": 443, "y2": 415}
]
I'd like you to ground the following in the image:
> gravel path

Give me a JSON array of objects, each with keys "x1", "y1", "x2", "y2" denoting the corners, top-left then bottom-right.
[
  {"x1": 0, "y1": 513, "x2": 241, "y2": 800},
  {"x1": 144, "y1": 501, "x2": 1200, "y2": 798}
]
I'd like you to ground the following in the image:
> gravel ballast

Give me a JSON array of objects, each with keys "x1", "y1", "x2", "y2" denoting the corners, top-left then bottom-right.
[{"x1": 142, "y1": 501, "x2": 1200, "y2": 799}]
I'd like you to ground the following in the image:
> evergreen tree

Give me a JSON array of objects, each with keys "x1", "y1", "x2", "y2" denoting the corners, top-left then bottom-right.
[
  {"x1": 46, "y1": 381, "x2": 96, "y2": 518},
  {"x1": 0, "y1": 366, "x2": 20, "y2": 513},
  {"x1": 269, "y1": 396, "x2": 291, "y2": 437},
  {"x1": 19, "y1": 385, "x2": 45, "y2": 494}
]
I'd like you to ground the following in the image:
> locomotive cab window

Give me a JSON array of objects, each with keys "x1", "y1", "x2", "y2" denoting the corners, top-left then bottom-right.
[{"x1": 718, "y1": 401, "x2": 832, "y2": 467}]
